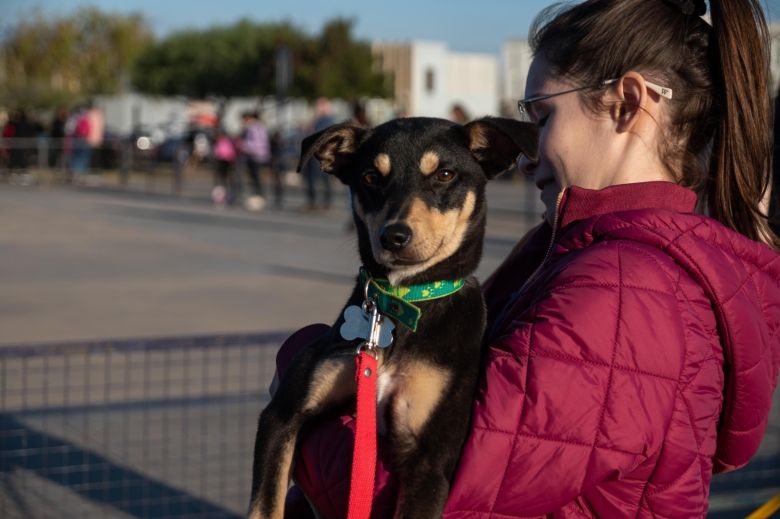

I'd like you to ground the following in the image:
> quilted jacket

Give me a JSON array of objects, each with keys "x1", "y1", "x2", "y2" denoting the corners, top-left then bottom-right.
[{"x1": 280, "y1": 181, "x2": 780, "y2": 518}]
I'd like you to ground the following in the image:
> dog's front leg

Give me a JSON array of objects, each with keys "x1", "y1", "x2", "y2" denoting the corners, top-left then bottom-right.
[
  {"x1": 393, "y1": 415, "x2": 468, "y2": 519},
  {"x1": 248, "y1": 347, "x2": 356, "y2": 519},
  {"x1": 248, "y1": 398, "x2": 301, "y2": 519},
  {"x1": 387, "y1": 362, "x2": 468, "y2": 519}
]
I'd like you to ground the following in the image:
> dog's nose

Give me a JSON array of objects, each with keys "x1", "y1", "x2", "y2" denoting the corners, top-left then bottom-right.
[{"x1": 380, "y1": 223, "x2": 412, "y2": 251}]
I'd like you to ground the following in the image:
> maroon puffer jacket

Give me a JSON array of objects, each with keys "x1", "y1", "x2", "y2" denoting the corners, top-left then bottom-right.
[{"x1": 282, "y1": 181, "x2": 780, "y2": 518}]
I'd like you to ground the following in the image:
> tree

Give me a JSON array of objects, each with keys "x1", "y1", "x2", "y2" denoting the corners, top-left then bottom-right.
[
  {"x1": 132, "y1": 20, "x2": 308, "y2": 98},
  {"x1": 315, "y1": 19, "x2": 389, "y2": 100},
  {"x1": 0, "y1": 7, "x2": 153, "y2": 109},
  {"x1": 131, "y1": 18, "x2": 391, "y2": 101}
]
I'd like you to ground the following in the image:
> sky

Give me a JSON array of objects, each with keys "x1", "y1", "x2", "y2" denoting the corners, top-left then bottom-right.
[{"x1": 5, "y1": 0, "x2": 780, "y2": 56}]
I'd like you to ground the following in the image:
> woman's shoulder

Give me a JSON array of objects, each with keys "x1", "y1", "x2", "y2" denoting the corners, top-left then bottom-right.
[
  {"x1": 555, "y1": 207, "x2": 780, "y2": 292},
  {"x1": 548, "y1": 233, "x2": 686, "y2": 298}
]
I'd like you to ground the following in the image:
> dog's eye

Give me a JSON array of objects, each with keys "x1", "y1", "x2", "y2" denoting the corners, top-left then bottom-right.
[
  {"x1": 362, "y1": 170, "x2": 381, "y2": 187},
  {"x1": 434, "y1": 169, "x2": 457, "y2": 183}
]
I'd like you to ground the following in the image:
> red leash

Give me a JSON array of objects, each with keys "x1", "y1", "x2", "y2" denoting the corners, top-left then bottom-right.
[{"x1": 347, "y1": 351, "x2": 378, "y2": 519}]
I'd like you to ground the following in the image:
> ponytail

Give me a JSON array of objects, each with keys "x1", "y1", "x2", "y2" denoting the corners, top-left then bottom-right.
[{"x1": 708, "y1": 0, "x2": 778, "y2": 248}]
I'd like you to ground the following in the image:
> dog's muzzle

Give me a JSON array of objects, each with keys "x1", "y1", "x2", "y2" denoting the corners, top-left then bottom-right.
[{"x1": 380, "y1": 223, "x2": 412, "y2": 252}]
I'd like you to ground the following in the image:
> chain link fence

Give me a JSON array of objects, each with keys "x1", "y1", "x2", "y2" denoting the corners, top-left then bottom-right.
[{"x1": 0, "y1": 333, "x2": 285, "y2": 519}]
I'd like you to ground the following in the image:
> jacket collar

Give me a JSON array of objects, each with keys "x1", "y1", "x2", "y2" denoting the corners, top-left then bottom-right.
[{"x1": 558, "y1": 181, "x2": 698, "y2": 229}]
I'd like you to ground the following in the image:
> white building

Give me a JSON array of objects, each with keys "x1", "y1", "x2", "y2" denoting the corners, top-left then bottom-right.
[
  {"x1": 500, "y1": 39, "x2": 533, "y2": 117},
  {"x1": 769, "y1": 23, "x2": 780, "y2": 96},
  {"x1": 372, "y1": 41, "x2": 499, "y2": 119}
]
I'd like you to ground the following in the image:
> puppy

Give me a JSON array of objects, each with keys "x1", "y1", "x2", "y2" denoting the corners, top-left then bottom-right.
[{"x1": 249, "y1": 116, "x2": 538, "y2": 519}]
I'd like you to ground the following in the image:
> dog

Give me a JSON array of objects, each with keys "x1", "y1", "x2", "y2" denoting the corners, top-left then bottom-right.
[{"x1": 249, "y1": 116, "x2": 538, "y2": 519}]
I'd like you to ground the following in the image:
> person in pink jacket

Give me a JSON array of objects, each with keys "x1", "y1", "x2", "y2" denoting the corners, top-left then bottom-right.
[{"x1": 271, "y1": 0, "x2": 780, "y2": 517}]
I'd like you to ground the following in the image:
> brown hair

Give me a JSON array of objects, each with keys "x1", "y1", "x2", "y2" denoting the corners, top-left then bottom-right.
[{"x1": 530, "y1": 0, "x2": 778, "y2": 248}]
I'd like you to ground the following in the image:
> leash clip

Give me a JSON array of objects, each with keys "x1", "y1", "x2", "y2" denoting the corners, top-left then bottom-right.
[{"x1": 356, "y1": 296, "x2": 382, "y2": 358}]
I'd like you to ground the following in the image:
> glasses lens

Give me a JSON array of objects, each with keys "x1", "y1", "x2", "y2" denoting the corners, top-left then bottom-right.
[{"x1": 517, "y1": 101, "x2": 531, "y2": 122}]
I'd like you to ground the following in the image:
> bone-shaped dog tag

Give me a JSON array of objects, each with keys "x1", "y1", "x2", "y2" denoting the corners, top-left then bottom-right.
[{"x1": 339, "y1": 305, "x2": 394, "y2": 348}]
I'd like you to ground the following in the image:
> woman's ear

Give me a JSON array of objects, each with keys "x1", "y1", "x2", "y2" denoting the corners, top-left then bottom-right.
[{"x1": 613, "y1": 70, "x2": 670, "y2": 134}]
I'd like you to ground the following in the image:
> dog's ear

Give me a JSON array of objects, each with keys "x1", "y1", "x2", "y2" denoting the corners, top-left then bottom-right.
[
  {"x1": 297, "y1": 123, "x2": 370, "y2": 181},
  {"x1": 463, "y1": 117, "x2": 538, "y2": 178}
]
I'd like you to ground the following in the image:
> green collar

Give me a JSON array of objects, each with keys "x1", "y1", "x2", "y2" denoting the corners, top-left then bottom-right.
[{"x1": 359, "y1": 267, "x2": 466, "y2": 332}]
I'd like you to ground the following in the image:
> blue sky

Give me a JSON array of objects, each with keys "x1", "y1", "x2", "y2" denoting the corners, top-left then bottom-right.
[{"x1": 5, "y1": 0, "x2": 780, "y2": 55}]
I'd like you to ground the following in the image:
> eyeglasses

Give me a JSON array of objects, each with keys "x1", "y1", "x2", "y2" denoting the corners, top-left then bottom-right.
[{"x1": 517, "y1": 77, "x2": 674, "y2": 122}]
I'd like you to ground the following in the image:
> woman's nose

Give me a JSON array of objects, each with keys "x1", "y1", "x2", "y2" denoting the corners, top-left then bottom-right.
[{"x1": 516, "y1": 153, "x2": 537, "y2": 177}]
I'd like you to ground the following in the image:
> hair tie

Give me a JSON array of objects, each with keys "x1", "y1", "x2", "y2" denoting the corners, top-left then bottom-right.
[{"x1": 663, "y1": 0, "x2": 707, "y2": 16}]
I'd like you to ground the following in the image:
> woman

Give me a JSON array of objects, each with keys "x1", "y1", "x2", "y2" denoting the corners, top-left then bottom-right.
[{"x1": 276, "y1": 0, "x2": 780, "y2": 516}]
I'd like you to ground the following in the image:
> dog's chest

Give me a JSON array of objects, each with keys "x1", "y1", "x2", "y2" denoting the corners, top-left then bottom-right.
[
  {"x1": 376, "y1": 366, "x2": 398, "y2": 435},
  {"x1": 373, "y1": 357, "x2": 452, "y2": 437}
]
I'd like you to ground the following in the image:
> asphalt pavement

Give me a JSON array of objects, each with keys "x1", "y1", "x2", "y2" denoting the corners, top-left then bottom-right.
[{"x1": 0, "y1": 169, "x2": 542, "y2": 345}]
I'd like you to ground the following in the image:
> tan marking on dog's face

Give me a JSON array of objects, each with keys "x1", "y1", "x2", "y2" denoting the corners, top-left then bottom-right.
[
  {"x1": 392, "y1": 361, "x2": 451, "y2": 448},
  {"x1": 374, "y1": 153, "x2": 391, "y2": 176},
  {"x1": 387, "y1": 192, "x2": 476, "y2": 285},
  {"x1": 419, "y1": 151, "x2": 440, "y2": 176},
  {"x1": 303, "y1": 357, "x2": 356, "y2": 413}
]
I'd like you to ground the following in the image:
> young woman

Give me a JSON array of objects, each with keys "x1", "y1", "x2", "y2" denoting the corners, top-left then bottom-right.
[{"x1": 273, "y1": 1, "x2": 780, "y2": 516}]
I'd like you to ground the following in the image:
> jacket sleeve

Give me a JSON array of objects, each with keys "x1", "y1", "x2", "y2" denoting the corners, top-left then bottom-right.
[{"x1": 443, "y1": 243, "x2": 683, "y2": 518}]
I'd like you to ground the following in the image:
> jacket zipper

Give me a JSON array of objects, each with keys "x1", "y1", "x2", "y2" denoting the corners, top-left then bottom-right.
[
  {"x1": 520, "y1": 188, "x2": 566, "y2": 292},
  {"x1": 541, "y1": 189, "x2": 566, "y2": 266},
  {"x1": 485, "y1": 188, "x2": 566, "y2": 343}
]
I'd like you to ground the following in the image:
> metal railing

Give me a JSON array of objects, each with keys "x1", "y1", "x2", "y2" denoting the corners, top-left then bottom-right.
[{"x1": 0, "y1": 333, "x2": 285, "y2": 519}]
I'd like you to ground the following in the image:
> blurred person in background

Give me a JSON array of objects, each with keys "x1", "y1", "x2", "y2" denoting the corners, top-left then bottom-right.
[
  {"x1": 67, "y1": 105, "x2": 91, "y2": 180},
  {"x1": 239, "y1": 110, "x2": 270, "y2": 211},
  {"x1": 5, "y1": 110, "x2": 32, "y2": 172},
  {"x1": 349, "y1": 101, "x2": 371, "y2": 128},
  {"x1": 86, "y1": 101, "x2": 105, "y2": 171},
  {"x1": 450, "y1": 102, "x2": 470, "y2": 124},
  {"x1": 212, "y1": 127, "x2": 237, "y2": 207},
  {"x1": 1, "y1": 110, "x2": 18, "y2": 177},
  {"x1": 48, "y1": 107, "x2": 69, "y2": 170},
  {"x1": 302, "y1": 97, "x2": 335, "y2": 211}
]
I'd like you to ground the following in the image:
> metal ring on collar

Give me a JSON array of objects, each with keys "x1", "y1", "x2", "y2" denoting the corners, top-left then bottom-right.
[{"x1": 363, "y1": 274, "x2": 373, "y2": 302}]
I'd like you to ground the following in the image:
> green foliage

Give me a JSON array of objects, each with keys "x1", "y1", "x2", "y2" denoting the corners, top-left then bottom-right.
[
  {"x1": 0, "y1": 8, "x2": 391, "y2": 108},
  {"x1": 132, "y1": 18, "x2": 391, "y2": 100},
  {"x1": 1, "y1": 7, "x2": 153, "y2": 109},
  {"x1": 316, "y1": 19, "x2": 390, "y2": 100}
]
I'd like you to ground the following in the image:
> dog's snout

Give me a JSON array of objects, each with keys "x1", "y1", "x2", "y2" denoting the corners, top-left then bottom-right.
[{"x1": 380, "y1": 223, "x2": 413, "y2": 251}]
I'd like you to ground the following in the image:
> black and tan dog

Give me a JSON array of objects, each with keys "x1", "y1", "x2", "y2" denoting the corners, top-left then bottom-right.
[{"x1": 249, "y1": 116, "x2": 538, "y2": 519}]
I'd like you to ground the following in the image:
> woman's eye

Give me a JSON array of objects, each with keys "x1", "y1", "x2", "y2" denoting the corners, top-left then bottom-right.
[
  {"x1": 434, "y1": 169, "x2": 457, "y2": 183},
  {"x1": 537, "y1": 114, "x2": 550, "y2": 128},
  {"x1": 362, "y1": 170, "x2": 381, "y2": 187}
]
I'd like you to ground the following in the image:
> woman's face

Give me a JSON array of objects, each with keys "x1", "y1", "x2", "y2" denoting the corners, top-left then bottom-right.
[{"x1": 519, "y1": 58, "x2": 615, "y2": 221}]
